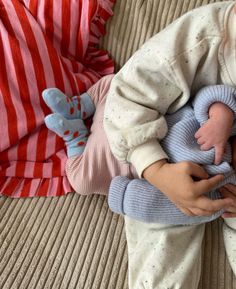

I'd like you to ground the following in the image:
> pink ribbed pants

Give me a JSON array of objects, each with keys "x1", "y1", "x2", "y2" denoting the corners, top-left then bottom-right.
[{"x1": 66, "y1": 74, "x2": 137, "y2": 195}]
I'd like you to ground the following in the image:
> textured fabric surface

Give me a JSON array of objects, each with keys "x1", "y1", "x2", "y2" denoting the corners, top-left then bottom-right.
[
  {"x1": 0, "y1": 0, "x2": 114, "y2": 198},
  {"x1": 0, "y1": 0, "x2": 236, "y2": 288},
  {"x1": 108, "y1": 85, "x2": 236, "y2": 225},
  {"x1": 66, "y1": 75, "x2": 137, "y2": 196},
  {"x1": 0, "y1": 194, "x2": 128, "y2": 289},
  {"x1": 0, "y1": 194, "x2": 236, "y2": 289},
  {"x1": 103, "y1": 1, "x2": 236, "y2": 178}
]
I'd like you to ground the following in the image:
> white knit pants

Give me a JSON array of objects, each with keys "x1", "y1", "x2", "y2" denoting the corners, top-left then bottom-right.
[
  {"x1": 223, "y1": 218, "x2": 236, "y2": 276},
  {"x1": 125, "y1": 217, "x2": 236, "y2": 289}
]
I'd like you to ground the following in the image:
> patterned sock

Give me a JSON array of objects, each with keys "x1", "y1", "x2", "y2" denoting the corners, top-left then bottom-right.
[
  {"x1": 44, "y1": 113, "x2": 88, "y2": 157},
  {"x1": 42, "y1": 88, "x2": 95, "y2": 119}
]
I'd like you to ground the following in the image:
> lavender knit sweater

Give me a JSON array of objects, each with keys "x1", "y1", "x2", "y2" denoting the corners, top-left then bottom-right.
[{"x1": 108, "y1": 85, "x2": 236, "y2": 225}]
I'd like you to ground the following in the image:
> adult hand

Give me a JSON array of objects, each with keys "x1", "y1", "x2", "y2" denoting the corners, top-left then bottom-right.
[
  {"x1": 143, "y1": 160, "x2": 234, "y2": 217},
  {"x1": 219, "y1": 184, "x2": 236, "y2": 218}
]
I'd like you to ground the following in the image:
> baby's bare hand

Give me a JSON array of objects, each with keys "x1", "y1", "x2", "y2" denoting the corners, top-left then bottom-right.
[
  {"x1": 195, "y1": 102, "x2": 234, "y2": 165},
  {"x1": 195, "y1": 120, "x2": 227, "y2": 165}
]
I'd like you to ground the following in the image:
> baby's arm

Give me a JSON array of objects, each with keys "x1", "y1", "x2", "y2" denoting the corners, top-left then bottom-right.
[
  {"x1": 193, "y1": 85, "x2": 236, "y2": 165},
  {"x1": 142, "y1": 86, "x2": 236, "y2": 217}
]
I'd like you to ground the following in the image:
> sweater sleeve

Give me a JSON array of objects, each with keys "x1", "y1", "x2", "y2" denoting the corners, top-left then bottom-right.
[
  {"x1": 104, "y1": 2, "x2": 230, "y2": 177},
  {"x1": 104, "y1": 53, "x2": 180, "y2": 176}
]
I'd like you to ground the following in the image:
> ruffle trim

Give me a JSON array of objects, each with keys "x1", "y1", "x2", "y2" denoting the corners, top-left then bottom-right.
[
  {"x1": 0, "y1": 176, "x2": 72, "y2": 198},
  {"x1": 0, "y1": 0, "x2": 116, "y2": 198},
  {"x1": 84, "y1": 0, "x2": 116, "y2": 76}
]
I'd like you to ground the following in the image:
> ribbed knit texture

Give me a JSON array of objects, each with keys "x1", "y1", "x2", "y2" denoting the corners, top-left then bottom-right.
[
  {"x1": 0, "y1": 194, "x2": 129, "y2": 289},
  {"x1": 108, "y1": 85, "x2": 236, "y2": 225},
  {"x1": 0, "y1": 0, "x2": 115, "y2": 198},
  {"x1": 193, "y1": 85, "x2": 236, "y2": 124},
  {"x1": 2, "y1": 1, "x2": 236, "y2": 289},
  {"x1": 66, "y1": 75, "x2": 138, "y2": 196}
]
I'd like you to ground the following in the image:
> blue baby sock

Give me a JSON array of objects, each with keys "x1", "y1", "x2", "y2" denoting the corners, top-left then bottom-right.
[
  {"x1": 42, "y1": 88, "x2": 95, "y2": 119},
  {"x1": 44, "y1": 113, "x2": 88, "y2": 157}
]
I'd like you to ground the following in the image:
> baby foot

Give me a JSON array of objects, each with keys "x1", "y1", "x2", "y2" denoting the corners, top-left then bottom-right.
[
  {"x1": 42, "y1": 88, "x2": 95, "y2": 120},
  {"x1": 45, "y1": 113, "x2": 89, "y2": 157}
]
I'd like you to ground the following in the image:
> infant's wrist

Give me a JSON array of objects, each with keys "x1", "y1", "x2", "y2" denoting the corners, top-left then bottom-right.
[{"x1": 209, "y1": 102, "x2": 234, "y2": 122}]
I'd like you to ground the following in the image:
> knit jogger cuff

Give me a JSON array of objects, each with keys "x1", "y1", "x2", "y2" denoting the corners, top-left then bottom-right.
[
  {"x1": 108, "y1": 176, "x2": 223, "y2": 225},
  {"x1": 193, "y1": 84, "x2": 236, "y2": 124}
]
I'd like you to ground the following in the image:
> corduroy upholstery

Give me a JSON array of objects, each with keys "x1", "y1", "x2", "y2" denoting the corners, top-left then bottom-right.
[{"x1": 0, "y1": 1, "x2": 236, "y2": 288}]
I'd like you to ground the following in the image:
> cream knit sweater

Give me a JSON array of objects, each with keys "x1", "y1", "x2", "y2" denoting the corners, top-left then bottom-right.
[{"x1": 104, "y1": 1, "x2": 236, "y2": 177}]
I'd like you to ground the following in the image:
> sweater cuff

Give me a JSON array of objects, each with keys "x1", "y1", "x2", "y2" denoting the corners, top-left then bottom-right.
[
  {"x1": 193, "y1": 85, "x2": 236, "y2": 125},
  {"x1": 108, "y1": 176, "x2": 130, "y2": 215},
  {"x1": 128, "y1": 140, "x2": 168, "y2": 177}
]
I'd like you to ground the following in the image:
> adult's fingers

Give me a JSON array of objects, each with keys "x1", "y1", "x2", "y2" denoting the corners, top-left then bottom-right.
[
  {"x1": 223, "y1": 206, "x2": 236, "y2": 213},
  {"x1": 190, "y1": 207, "x2": 216, "y2": 216},
  {"x1": 180, "y1": 204, "x2": 216, "y2": 217},
  {"x1": 187, "y1": 162, "x2": 209, "y2": 179},
  {"x1": 179, "y1": 207, "x2": 194, "y2": 217},
  {"x1": 195, "y1": 174, "x2": 224, "y2": 194},
  {"x1": 194, "y1": 195, "x2": 232, "y2": 212},
  {"x1": 223, "y1": 183, "x2": 236, "y2": 195},
  {"x1": 222, "y1": 212, "x2": 236, "y2": 218},
  {"x1": 219, "y1": 186, "x2": 236, "y2": 202}
]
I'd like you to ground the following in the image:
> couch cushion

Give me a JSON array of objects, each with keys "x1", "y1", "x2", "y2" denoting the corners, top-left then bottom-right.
[{"x1": 0, "y1": 1, "x2": 235, "y2": 289}]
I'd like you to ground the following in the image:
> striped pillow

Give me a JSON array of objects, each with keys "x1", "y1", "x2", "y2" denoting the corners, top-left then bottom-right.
[{"x1": 0, "y1": 0, "x2": 115, "y2": 197}]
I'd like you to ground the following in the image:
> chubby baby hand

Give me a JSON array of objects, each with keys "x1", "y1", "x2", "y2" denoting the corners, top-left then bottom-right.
[{"x1": 194, "y1": 102, "x2": 234, "y2": 165}]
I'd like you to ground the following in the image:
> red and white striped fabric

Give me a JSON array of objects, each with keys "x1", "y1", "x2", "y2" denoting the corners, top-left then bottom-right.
[{"x1": 0, "y1": 0, "x2": 115, "y2": 197}]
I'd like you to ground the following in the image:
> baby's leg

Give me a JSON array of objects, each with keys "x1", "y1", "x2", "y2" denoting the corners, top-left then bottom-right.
[
  {"x1": 223, "y1": 218, "x2": 236, "y2": 276},
  {"x1": 66, "y1": 75, "x2": 137, "y2": 195},
  {"x1": 125, "y1": 217, "x2": 205, "y2": 289}
]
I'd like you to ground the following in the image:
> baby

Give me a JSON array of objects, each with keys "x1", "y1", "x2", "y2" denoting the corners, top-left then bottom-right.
[
  {"x1": 108, "y1": 84, "x2": 236, "y2": 224},
  {"x1": 42, "y1": 80, "x2": 236, "y2": 225},
  {"x1": 42, "y1": 75, "x2": 137, "y2": 197}
]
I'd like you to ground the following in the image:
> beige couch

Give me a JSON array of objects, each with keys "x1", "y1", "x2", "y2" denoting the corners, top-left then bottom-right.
[{"x1": 0, "y1": 0, "x2": 236, "y2": 288}]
